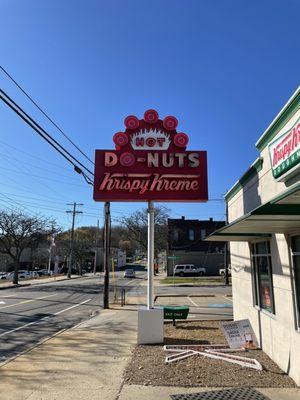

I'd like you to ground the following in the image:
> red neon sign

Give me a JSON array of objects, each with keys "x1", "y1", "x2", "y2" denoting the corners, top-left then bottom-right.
[{"x1": 93, "y1": 110, "x2": 208, "y2": 202}]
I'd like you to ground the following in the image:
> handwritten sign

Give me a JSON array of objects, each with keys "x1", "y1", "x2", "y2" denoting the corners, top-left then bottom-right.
[{"x1": 221, "y1": 319, "x2": 259, "y2": 349}]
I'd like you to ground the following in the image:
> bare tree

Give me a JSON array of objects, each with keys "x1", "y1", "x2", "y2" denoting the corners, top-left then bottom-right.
[
  {"x1": 0, "y1": 210, "x2": 59, "y2": 284},
  {"x1": 121, "y1": 206, "x2": 169, "y2": 257},
  {"x1": 55, "y1": 226, "x2": 102, "y2": 274}
]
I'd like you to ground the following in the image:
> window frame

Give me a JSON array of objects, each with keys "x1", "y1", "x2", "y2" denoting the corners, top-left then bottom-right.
[{"x1": 251, "y1": 240, "x2": 276, "y2": 315}]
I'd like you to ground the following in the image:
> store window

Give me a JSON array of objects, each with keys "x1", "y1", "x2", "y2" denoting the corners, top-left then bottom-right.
[
  {"x1": 188, "y1": 229, "x2": 195, "y2": 241},
  {"x1": 251, "y1": 241, "x2": 275, "y2": 314},
  {"x1": 291, "y1": 236, "x2": 300, "y2": 328}
]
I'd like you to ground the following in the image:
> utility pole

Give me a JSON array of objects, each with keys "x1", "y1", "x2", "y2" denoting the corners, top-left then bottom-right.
[
  {"x1": 94, "y1": 219, "x2": 100, "y2": 275},
  {"x1": 103, "y1": 202, "x2": 111, "y2": 309},
  {"x1": 47, "y1": 225, "x2": 56, "y2": 275},
  {"x1": 66, "y1": 202, "x2": 83, "y2": 278}
]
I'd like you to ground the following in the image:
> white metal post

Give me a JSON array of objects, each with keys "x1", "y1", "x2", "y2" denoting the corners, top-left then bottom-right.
[
  {"x1": 147, "y1": 201, "x2": 155, "y2": 309},
  {"x1": 47, "y1": 247, "x2": 52, "y2": 274}
]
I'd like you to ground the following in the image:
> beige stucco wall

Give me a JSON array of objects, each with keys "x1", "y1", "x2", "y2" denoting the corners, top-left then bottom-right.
[{"x1": 228, "y1": 107, "x2": 300, "y2": 385}]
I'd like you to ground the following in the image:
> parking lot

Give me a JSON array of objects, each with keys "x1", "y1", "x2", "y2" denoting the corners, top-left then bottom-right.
[{"x1": 155, "y1": 293, "x2": 233, "y2": 320}]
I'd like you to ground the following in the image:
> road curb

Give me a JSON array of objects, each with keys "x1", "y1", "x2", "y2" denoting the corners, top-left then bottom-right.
[
  {"x1": 155, "y1": 294, "x2": 216, "y2": 297},
  {"x1": 0, "y1": 305, "x2": 102, "y2": 368},
  {"x1": 154, "y1": 294, "x2": 216, "y2": 301},
  {"x1": 0, "y1": 275, "x2": 89, "y2": 291},
  {"x1": 158, "y1": 284, "x2": 232, "y2": 288},
  {"x1": 0, "y1": 328, "x2": 67, "y2": 368},
  {"x1": 0, "y1": 283, "x2": 31, "y2": 291}
]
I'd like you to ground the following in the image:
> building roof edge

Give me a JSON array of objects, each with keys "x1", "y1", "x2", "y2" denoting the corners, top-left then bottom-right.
[
  {"x1": 255, "y1": 86, "x2": 300, "y2": 151},
  {"x1": 225, "y1": 157, "x2": 263, "y2": 202}
]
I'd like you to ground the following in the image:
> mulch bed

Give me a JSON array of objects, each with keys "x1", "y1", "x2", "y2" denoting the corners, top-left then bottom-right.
[{"x1": 124, "y1": 320, "x2": 296, "y2": 387}]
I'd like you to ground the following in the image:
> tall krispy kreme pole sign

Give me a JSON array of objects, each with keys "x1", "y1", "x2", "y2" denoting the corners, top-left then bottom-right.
[
  {"x1": 93, "y1": 110, "x2": 208, "y2": 202},
  {"x1": 269, "y1": 118, "x2": 300, "y2": 181}
]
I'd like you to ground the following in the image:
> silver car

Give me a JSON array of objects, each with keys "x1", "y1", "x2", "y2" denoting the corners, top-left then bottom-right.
[{"x1": 124, "y1": 269, "x2": 136, "y2": 278}]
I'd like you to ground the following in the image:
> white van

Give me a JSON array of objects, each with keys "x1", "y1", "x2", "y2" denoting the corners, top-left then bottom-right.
[{"x1": 174, "y1": 264, "x2": 206, "y2": 277}]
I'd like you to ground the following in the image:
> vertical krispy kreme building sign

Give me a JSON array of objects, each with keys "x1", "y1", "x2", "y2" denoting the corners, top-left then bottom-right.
[
  {"x1": 269, "y1": 118, "x2": 300, "y2": 180},
  {"x1": 93, "y1": 109, "x2": 208, "y2": 202}
]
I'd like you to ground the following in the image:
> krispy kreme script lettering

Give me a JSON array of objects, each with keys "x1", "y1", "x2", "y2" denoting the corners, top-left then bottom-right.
[
  {"x1": 272, "y1": 122, "x2": 300, "y2": 167},
  {"x1": 98, "y1": 173, "x2": 200, "y2": 194}
]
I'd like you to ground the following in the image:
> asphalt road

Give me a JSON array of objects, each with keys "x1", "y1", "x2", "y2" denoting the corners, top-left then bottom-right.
[{"x1": 0, "y1": 272, "x2": 146, "y2": 362}]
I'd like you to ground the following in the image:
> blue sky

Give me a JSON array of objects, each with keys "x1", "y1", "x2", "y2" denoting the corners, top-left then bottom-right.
[{"x1": 0, "y1": 0, "x2": 299, "y2": 230}]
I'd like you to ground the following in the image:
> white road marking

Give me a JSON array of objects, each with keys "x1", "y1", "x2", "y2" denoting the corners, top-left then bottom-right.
[
  {"x1": 0, "y1": 298, "x2": 91, "y2": 338},
  {"x1": 223, "y1": 295, "x2": 233, "y2": 302},
  {"x1": 125, "y1": 279, "x2": 138, "y2": 286},
  {"x1": 54, "y1": 299, "x2": 91, "y2": 316},
  {"x1": 187, "y1": 296, "x2": 199, "y2": 307},
  {"x1": 0, "y1": 301, "x2": 5, "y2": 304},
  {"x1": 0, "y1": 294, "x2": 57, "y2": 310}
]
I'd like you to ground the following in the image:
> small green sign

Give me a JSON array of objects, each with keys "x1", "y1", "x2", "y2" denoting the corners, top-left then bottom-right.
[{"x1": 163, "y1": 306, "x2": 189, "y2": 320}]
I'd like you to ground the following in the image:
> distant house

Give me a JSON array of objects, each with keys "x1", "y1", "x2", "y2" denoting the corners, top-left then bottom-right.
[{"x1": 167, "y1": 217, "x2": 226, "y2": 276}]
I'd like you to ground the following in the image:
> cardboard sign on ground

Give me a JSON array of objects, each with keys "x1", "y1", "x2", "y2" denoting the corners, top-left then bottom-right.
[{"x1": 221, "y1": 319, "x2": 259, "y2": 349}]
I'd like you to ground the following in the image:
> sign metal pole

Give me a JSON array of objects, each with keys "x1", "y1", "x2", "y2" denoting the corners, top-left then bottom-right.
[{"x1": 147, "y1": 200, "x2": 155, "y2": 309}]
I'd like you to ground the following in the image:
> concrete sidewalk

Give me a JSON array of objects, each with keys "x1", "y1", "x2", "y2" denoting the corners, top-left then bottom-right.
[
  {"x1": 0, "y1": 306, "x2": 137, "y2": 400},
  {"x1": 0, "y1": 305, "x2": 299, "y2": 400},
  {"x1": 0, "y1": 274, "x2": 89, "y2": 290}
]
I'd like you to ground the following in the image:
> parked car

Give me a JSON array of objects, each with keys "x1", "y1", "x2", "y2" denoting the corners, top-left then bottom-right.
[
  {"x1": 174, "y1": 264, "x2": 206, "y2": 277},
  {"x1": 18, "y1": 270, "x2": 32, "y2": 279},
  {"x1": 37, "y1": 269, "x2": 51, "y2": 277},
  {"x1": 219, "y1": 265, "x2": 232, "y2": 277},
  {"x1": 0, "y1": 272, "x2": 14, "y2": 280},
  {"x1": 124, "y1": 269, "x2": 136, "y2": 278},
  {"x1": 1, "y1": 270, "x2": 32, "y2": 280},
  {"x1": 30, "y1": 271, "x2": 39, "y2": 278}
]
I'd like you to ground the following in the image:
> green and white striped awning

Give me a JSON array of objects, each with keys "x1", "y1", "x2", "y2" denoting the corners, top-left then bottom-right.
[{"x1": 206, "y1": 184, "x2": 300, "y2": 242}]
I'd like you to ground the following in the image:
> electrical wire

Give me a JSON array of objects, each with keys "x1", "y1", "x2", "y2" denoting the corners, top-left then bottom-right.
[
  {"x1": 0, "y1": 89, "x2": 94, "y2": 181},
  {"x1": 0, "y1": 165, "x2": 87, "y2": 187},
  {"x1": 0, "y1": 193, "x2": 36, "y2": 216},
  {"x1": 0, "y1": 139, "x2": 73, "y2": 171},
  {"x1": 0, "y1": 148, "x2": 84, "y2": 181},
  {"x1": 0, "y1": 65, "x2": 94, "y2": 165}
]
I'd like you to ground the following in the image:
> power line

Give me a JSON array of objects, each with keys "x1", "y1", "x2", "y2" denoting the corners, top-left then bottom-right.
[
  {"x1": 0, "y1": 179, "x2": 72, "y2": 204},
  {"x1": 0, "y1": 190, "x2": 76, "y2": 206},
  {"x1": 0, "y1": 139, "x2": 73, "y2": 171},
  {"x1": 0, "y1": 148, "x2": 85, "y2": 181},
  {"x1": 0, "y1": 65, "x2": 94, "y2": 165},
  {"x1": 0, "y1": 88, "x2": 94, "y2": 183},
  {"x1": 0, "y1": 188, "x2": 138, "y2": 216},
  {"x1": 0, "y1": 165, "x2": 87, "y2": 187},
  {"x1": 0, "y1": 193, "x2": 37, "y2": 216},
  {"x1": 0, "y1": 198, "x2": 114, "y2": 223}
]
